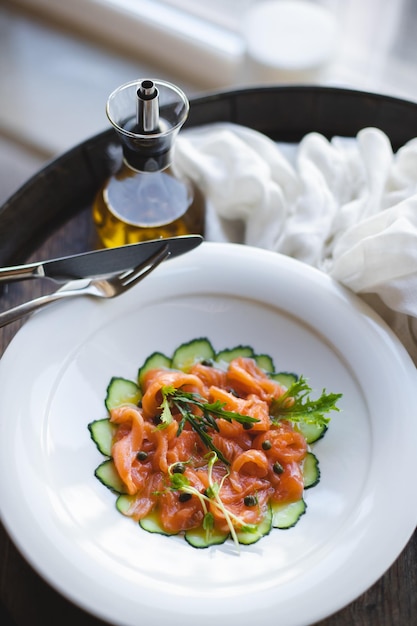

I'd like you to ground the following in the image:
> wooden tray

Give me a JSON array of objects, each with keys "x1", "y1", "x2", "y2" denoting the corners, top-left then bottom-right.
[
  {"x1": 1, "y1": 85, "x2": 416, "y2": 626},
  {"x1": 2, "y1": 85, "x2": 417, "y2": 267}
]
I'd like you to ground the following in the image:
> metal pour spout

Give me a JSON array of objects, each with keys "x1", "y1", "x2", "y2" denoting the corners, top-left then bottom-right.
[
  {"x1": 136, "y1": 80, "x2": 159, "y2": 133},
  {"x1": 106, "y1": 78, "x2": 190, "y2": 172}
]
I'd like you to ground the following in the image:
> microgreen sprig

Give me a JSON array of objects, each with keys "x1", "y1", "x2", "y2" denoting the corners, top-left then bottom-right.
[{"x1": 167, "y1": 453, "x2": 257, "y2": 549}]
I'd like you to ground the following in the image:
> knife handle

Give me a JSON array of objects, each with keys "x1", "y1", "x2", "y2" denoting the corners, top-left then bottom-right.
[{"x1": 0, "y1": 264, "x2": 44, "y2": 282}]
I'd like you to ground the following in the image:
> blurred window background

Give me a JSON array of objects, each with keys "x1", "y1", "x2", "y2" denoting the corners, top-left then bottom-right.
[
  {"x1": 157, "y1": 0, "x2": 254, "y2": 30},
  {"x1": 9, "y1": 0, "x2": 417, "y2": 92},
  {"x1": 1, "y1": 0, "x2": 417, "y2": 203}
]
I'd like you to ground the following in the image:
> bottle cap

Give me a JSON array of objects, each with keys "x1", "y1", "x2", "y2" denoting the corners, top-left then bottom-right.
[{"x1": 106, "y1": 78, "x2": 189, "y2": 172}]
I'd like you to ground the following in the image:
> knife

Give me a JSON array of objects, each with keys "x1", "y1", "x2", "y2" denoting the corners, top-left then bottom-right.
[{"x1": 0, "y1": 235, "x2": 203, "y2": 283}]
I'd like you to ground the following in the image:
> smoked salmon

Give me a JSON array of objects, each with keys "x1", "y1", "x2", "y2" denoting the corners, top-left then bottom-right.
[
  {"x1": 90, "y1": 342, "x2": 341, "y2": 548},
  {"x1": 109, "y1": 358, "x2": 307, "y2": 537}
]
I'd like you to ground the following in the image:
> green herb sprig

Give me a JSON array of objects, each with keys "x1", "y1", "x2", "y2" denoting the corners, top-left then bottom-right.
[
  {"x1": 159, "y1": 386, "x2": 259, "y2": 465},
  {"x1": 270, "y1": 376, "x2": 342, "y2": 426}
]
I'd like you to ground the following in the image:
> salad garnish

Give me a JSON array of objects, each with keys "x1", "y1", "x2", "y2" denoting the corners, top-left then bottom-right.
[{"x1": 88, "y1": 338, "x2": 343, "y2": 550}]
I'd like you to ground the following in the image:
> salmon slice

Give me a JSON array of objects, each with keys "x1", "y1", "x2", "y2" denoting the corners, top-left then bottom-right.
[
  {"x1": 166, "y1": 429, "x2": 207, "y2": 466},
  {"x1": 269, "y1": 461, "x2": 304, "y2": 503},
  {"x1": 227, "y1": 357, "x2": 285, "y2": 401},
  {"x1": 158, "y1": 468, "x2": 207, "y2": 533},
  {"x1": 189, "y1": 362, "x2": 227, "y2": 389},
  {"x1": 208, "y1": 386, "x2": 271, "y2": 435},
  {"x1": 231, "y1": 449, "x2": 269, "y2": 477},
  {"x1": 141, "y1": 369, "x2": 206, "y2": 419},
  {"x1": 110, "y1": 405, "x2": 145, "y2": 495},
  {"x1": 208, "y1": 473, "x2": 271, "y2": 529},
  {"x1": 125, "y1": 472, "x2": 164, "y2": 520},
  {"x1": 254, "y1": 427, "x2": 307, "y2": 463}
]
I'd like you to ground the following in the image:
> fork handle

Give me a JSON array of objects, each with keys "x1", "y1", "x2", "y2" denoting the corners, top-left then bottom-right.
[{"x1": 0, "y1": 287, "x2": 83, "y2": 328}]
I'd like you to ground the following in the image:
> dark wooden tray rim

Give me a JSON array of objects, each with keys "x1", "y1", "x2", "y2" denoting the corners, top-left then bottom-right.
[{"x1": 1, "y1": 85, "x2": 417, "y2": 267}]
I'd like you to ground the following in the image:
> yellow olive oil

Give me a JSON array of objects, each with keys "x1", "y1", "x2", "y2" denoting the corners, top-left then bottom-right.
[{"x1": 93, "y1": 165, "x2": 205, "y2": 247}]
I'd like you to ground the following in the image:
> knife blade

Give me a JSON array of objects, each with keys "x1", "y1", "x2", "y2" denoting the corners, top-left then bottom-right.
[{"x1": 0, "y1": 235, "x2": 203, "y2": 283}]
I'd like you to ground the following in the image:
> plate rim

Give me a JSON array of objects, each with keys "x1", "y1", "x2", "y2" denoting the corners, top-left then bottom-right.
[{"x1": 1, "y1": 242, "x2": 416, "y2": 626}]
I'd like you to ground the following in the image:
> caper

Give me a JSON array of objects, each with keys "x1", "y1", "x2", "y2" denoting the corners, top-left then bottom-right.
[
  {"x1": 178, "y1": 492, "x2": 192, "y2": 503},
  {"x1": 243, "y1": 422, "x2": 253, "y2": 430},
  {"x1": 136, "y1": 451, "x2": 148, "y2": 461},
  {"x1": 172, "y1": 462, "x2": 185, "y2": 474},
  {"x1": 244, "y1": 495, "x2": 258, "y2": 507},
  {"x1": 273, "y1": 461, "x2": 284, "y2": 474},
  {"x1": 262, "y1": 439, "x2": 272, "y2": 450}
]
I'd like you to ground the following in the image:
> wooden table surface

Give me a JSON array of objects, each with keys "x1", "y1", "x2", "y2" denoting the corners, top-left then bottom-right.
[{"x1": 0, "y1": 203, "x2": 416, "y2": 626}]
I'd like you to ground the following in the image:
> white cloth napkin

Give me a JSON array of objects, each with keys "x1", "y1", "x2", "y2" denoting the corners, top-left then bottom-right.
[{"x1": 174, "y1": 122, "x2": 417, "y2": 364}]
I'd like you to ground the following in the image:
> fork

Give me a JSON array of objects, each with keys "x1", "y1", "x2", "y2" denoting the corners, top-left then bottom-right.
[{"x1": 0, "y1": 244, "x2": 169, "y2": 328}]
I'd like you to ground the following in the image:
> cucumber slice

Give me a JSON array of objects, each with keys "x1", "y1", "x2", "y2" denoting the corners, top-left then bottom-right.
[
  {"x1": 139, "y1": 509, "x2": 177, "y2": 536},
  {"x1": 271, "y1": 499, "x2": 306, "y2": 529},
  {"x1": 95, "y1": 459, "x2": 126, "y2": 494},
  {"x1": 303, "y1": 451, "x2": 320, "y2": 489},
  {"x1": 138, "y1": 351, "x2": 171, "y2": 389},
  {"x1": 254, "y1": 354, "x2": 275, "y2": 373},
  {"x1": 236, "y1": 506, "x2": 273, "y2": 545},
  {"x1": 295, "y1": 420, "x2": 328, "y2": 444},
  {"x1": 116, "y1": 493, "x2": 135, "y2": 515},
  {"x1": 171, "y1": 338, "x2": 215, "y2": 372},
  {"x1": 185, "y1": 526, "x2": 229, "y2": 548},
  {"x1": 215, "y1": 345, "x2": 254, "y2": 365},
  {"x1": 270, "y1": 371, "x2": 298, "y2": 389},
  {"x1": 105, "y1": 377, "x2": 142, "y2": 412},
  {"x1": 88, "y1": 418, "x2": 116, "y2": 456},
  {"x1": 117, "y1": 495, "x2": 172, "y2": 536}
]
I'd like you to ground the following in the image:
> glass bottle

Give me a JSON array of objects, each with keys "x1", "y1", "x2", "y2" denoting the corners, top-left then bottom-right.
[{"x1": 93, "y1": 79, "x2": 205, "y2": 248}]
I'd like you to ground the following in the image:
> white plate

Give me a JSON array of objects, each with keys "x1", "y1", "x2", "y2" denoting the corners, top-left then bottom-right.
[{"x1": 1, "y1": 242, "x2": 416, "y2": 626}]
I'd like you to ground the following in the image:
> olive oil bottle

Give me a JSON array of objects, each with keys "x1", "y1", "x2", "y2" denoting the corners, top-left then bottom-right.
[{"x1": 93, "y1": 79, "x2": 205, "y2": 248}]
